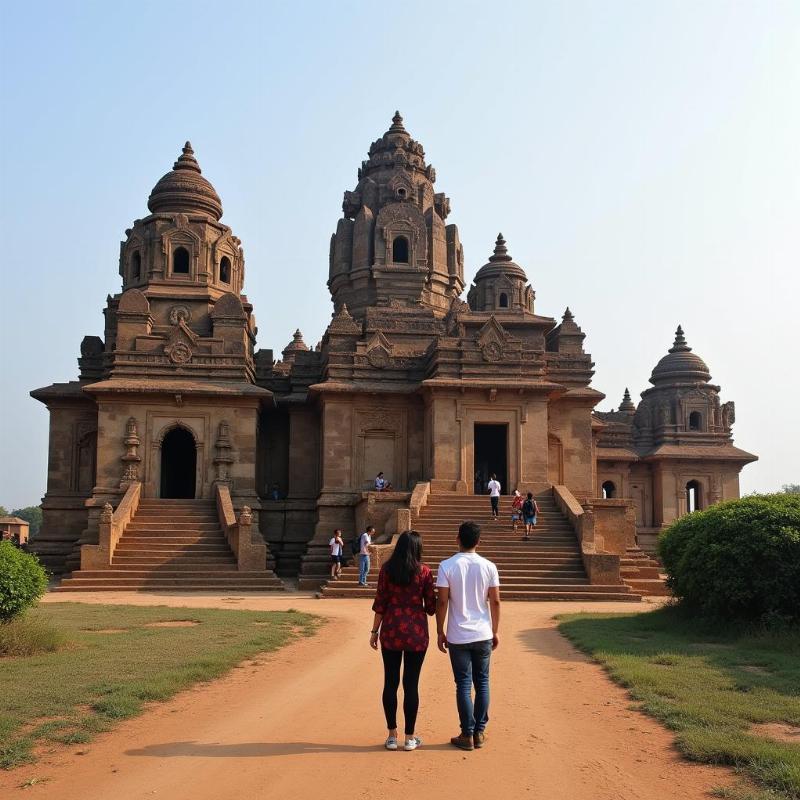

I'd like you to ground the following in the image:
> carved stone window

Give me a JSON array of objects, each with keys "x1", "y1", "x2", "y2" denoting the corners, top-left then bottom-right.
[
  {"x1": 601, "y1": 480, "x2": 616, "y2": 499},
  {"x1": 392, "y1": 235, "x2": 409, "y2": 264},
  {"x1": 219, "y1": 256, "x2": 231, "y2": 284},
  {"x1": 688, "y1": 411, "x2": 702, "y2": 431},
  {"x1": 499, "y1": 292, "x2": 509, "y2": 309},
  {"x1": 173, "y1": 246, "x2": 190, "y2": 275},
  {"x1": 132, "y1": 251, "x2": 141, "y2": 281}
]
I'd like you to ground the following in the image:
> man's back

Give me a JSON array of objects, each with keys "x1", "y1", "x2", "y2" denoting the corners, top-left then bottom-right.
[
  {"x1": 487, "y1": 479, "x2": 501, "y2": 497},
  {"x1": 437, "y1": 551, "x2": 500, "y2": 644}
]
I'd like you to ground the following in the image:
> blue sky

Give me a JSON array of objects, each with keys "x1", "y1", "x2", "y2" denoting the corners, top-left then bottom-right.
[{"x1": 1, "y1": 0, "x2": 798, "y2": 507}]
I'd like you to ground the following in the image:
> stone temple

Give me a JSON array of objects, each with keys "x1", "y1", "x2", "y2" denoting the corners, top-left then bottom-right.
[{"x1": 31, "y1": 114, "x2": 757, "y2": 596}]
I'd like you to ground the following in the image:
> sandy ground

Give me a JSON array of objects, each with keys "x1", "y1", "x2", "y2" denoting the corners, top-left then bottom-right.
[{"x1": 1, "y1": 591, "x2": 735, "y2": 800}]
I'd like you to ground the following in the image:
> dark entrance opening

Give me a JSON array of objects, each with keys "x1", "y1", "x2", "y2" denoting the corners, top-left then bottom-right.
[
  {"x1": 160, "y1": 427, "x2": 196, "y2": 499},
  {"x1": 474, "y1": 424, "x2": 508, "y2": 495}
]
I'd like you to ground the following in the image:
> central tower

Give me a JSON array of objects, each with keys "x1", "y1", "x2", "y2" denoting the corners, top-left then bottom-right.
[{"x1": 328, "y1": 112, "x2": 464, "y2": 319}]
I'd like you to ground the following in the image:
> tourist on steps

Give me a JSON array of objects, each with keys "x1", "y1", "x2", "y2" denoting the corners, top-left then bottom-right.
[
  {"x1": 511, "y1": 490, "x2": 523, "y2": 532},
  {"x1": 329, "y1": 529, "x2": 344, "y2": 580},
  {"x1": 358, "y1": 526, "x2": 375, "y2": 586},
  {"x1": 436, "y1": 521, "x2": 501, "y2": 751},
  {"x1": 370, "y1": 530, "x2": 436, "y2": 751},
  {"x1": 522, "y1": 493, "x2": 539, "y2": 540},
  {"x1": 487, "y1": 474, "x2": 501, "y2": 520}
]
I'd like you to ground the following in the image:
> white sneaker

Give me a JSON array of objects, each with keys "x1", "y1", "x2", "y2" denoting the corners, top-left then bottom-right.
[
  {"x1": 404, "y1": 736, "x2": 422, "y2": 751},
  {"x1": 385, "y1": 736, "x2": 398, "y2": 750}
]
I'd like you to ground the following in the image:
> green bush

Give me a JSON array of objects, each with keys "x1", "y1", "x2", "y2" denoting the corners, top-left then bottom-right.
[
  {"x1": 658, "y1": 494, "x2": 800, "y2": 624},
  {"x1": 0, "y1": 542, "x2": 48, "y2": 622}
]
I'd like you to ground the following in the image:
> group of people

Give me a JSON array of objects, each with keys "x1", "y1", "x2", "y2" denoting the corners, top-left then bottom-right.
[
  {"x1": 369, "y1": 522, "x2": 501, "y2": 752},
  {"x1": 328, "y1": 525, "x2": 375, "y2": 585},
  {"x1": 487, "y1": 475, "x2": 540, "y2": 539}
]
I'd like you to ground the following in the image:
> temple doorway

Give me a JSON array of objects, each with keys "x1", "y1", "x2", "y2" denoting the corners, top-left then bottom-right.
[
  {"x1": 160, "y1": 427, "x2": 197, "y2": 499},
  {"x1": 474, "y1": 424, "x2": 507, "y2": 495}
]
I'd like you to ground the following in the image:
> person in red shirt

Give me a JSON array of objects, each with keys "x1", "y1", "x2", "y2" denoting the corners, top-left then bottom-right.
[{"x1": 370, "y1": 530, "x2": 436, "y2": 752}]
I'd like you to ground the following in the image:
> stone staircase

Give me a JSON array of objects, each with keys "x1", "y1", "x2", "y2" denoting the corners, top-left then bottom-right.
[
  {"x1": 321, "y1": 492, "x2": 641, "y2": 601},
  {"x1": 57, "y1": 499, "x2": 285, "y2": 592},
  {"x1": 620, "y1": 548, "x2": 670, "y2": 596}
]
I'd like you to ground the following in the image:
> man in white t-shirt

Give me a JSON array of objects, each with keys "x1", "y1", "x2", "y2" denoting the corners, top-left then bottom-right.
[
  {"x1": 328, "y1": 529, "x2": 344, "y2": 580},
  {"x1": 357, "y1": 525, "x2": 374, "y2": 586},
  {"x1": 487, "y1": 474, "x2": 501, "y2": 521},
  {"x1": 436, "y1": 520, "x2": 501, "y2": 751}
]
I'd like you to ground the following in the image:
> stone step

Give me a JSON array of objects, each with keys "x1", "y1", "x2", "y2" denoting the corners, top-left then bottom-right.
[
  {"x1": 622, "y1": 579, "x2": 671, "y2": 596},
  {"x1": 56, "y1": 577, "x2": 285, "y2": 592},
  {"x1": 67, "y1": 568, "x2": 246, "y2": 578},
  {"x1": 114, "y1": 542, "x2": 231, "y2": 556},
  {"x1": 621, "y1": 566, "x2": 662, "y2": 579},
  {"x1": 127, "y1": 521, "x2": 222, "y2": 529},
  {"x1": 321, "y1": 587, "x2": 640, "y2": 602}
]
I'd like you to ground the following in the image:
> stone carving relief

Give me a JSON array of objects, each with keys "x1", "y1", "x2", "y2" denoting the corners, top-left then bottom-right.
[
  {"x1": 213, "y1": 420, "x2": 234, "y2": 484},
  {"x1": 721, "y1": 401, "x2": 735, "y2": 430},
  {"x1": 163, "y1": 318, "x2": 199, "y2": 365},
  {"x1": 120, "y1": 416, "x2": 141, "y2": 485},
  {"x1": 476, "y1": 316, "x2": 508, "y2": 362},
  {"x1": 168, "y1": 305, "x2": 192, "y2": 325},
  {"x1": 166, "y1": 341, "x2": 193, "y2": 364},
  {"x1": 366, "y1": 331, "x2": 393, "y2": 369}
]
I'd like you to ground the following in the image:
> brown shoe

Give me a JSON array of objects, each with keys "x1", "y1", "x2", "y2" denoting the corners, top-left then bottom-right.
[
  {"x1": 450, "y1": 734, "x2": 474, "y2": 751},
  {"x1": 473, "y1": 731, "x2": 486, "y2": 748}
]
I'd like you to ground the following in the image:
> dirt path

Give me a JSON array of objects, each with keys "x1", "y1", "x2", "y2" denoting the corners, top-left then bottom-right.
[{"x1": 2, "y1": 592, "x2": 734, "y2": 799}]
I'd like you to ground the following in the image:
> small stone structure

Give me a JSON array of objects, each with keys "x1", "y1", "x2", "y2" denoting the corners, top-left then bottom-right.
[
  {"x1": 0, "y1": 516, "x2": 30, "y2": 545},
  {"x1": 30, "y1": 115, "x2": 756, "y2": 583}
]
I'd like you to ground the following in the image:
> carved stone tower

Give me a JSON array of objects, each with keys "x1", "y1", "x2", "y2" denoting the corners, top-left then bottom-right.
[
  {"x1": 328, "y1": 112, "x2": 465, "y2": 319},
  {"x1": 468, "y1": 234, "x2": 535, "y2": 313}
]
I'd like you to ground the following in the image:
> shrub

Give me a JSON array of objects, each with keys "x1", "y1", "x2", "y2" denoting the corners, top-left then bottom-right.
[
  {"x1": 0, "y1": 542, "x2": 48, "y2": 622},
  {"x1": 658, "y1": 494, "x2": 800, "y2": 624},
  {"x1": 0, "y1": 613, "x2": 64, "y2": 656}
]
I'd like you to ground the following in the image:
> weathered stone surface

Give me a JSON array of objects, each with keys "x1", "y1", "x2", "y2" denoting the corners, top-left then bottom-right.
[{"x1": 30, "y1": 117, "x2": 756, "y2": 585}]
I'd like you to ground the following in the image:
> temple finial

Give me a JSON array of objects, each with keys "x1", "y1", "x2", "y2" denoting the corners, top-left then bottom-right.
[
  {"x1": 488, "y1": 232, "x2": 511, "y2": 262},
  {"x1": 389, "y1": 111, "x2": 406, "y2": 133},
  {"x1": 174, "y1": 140, "x2": 200, "y2": 172},
  {"x1": 563, "y1": 307, "x2": 574, "y2": 323},
  {"x1": 619, "y1": 387, "x2": 636, "y2": 414},
  {"x1": 669, "y1": 324, "x2": 690, "y2": 352}
]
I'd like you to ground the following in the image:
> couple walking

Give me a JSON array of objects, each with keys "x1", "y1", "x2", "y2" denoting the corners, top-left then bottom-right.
[{"x1": 370, "y1": 522, "x2": 501, "y2": 751}]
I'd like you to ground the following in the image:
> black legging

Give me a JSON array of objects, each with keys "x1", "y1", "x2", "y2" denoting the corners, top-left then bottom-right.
[{"x1": 381, "y1": 648, "x2": 426, "y2": 735}]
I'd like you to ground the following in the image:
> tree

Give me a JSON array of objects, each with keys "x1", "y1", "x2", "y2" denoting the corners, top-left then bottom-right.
[
  {"x1": 0, "y1": 506, "x2": 8, "y2": 518},
  {"x1": 782, "y1": 484, "x2": 800, "y2": 495},
  {"x1": 11, "y1": 506, "x2": 43, "y2": 536}
]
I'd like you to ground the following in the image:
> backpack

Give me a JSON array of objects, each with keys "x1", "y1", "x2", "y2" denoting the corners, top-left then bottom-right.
[
  {"x1": 350, "y1": 533, "x2": 363, "y2": 556},
  {"x1": 523, "y1": 499, "x2": 535, "y2": 517}
]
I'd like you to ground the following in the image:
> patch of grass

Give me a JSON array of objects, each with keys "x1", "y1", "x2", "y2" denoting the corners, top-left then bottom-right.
[
  {"x1": 0, "y1": 603, "x2": 319, "y2": 769},
  {"x1": 0, "y1": 614, "x2": 65, "y2": 657},
  {"x1": 558, "y1": 607, "x2": 800, "y2": 800}
]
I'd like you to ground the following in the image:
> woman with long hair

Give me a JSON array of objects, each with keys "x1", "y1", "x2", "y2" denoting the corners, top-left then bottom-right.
[{"x1": 370, "y1": 530, "x2": 435, "y2": 751}]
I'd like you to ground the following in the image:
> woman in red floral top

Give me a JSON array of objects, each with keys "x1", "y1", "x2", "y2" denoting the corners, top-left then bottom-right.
[{"x1": 370, "y1": 530, "x2": 436, "y2": 751}]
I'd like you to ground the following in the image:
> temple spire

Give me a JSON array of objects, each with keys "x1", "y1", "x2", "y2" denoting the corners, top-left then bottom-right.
[
  {"x1": 562, "y1": 307, "x2": 574, "y2": 323},
  {"x1": 389, "y1": 110, "x2": 407, "y2": 133},
  {"x1": 173, "y1": 141, "x2": 201, "y2": 173},
  {"x1": 669, "y1": 324, "x2": 691, "y2": 353},
  {"x1": 488, "y1": 232, "x2": 512, "y2": 263},
  {"x1": 619, "y1": 387, "x2": 636, "y2": 414}
]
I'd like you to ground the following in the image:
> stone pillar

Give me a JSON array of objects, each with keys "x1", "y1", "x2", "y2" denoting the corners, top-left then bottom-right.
[{"x1": 120, "y1": 417, "x2": 141, "y2": 489}]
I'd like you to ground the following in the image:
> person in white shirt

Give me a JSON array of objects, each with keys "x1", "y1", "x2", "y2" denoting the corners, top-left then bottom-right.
[
  {"x1": 436, "y1": 520, "x2": 501, "y2": 751},
  {"x1": 374, "y1": 472, "x2": 393, "y2": 492},
  {"x1": 328, "y1": 529, "x2": 344, "y2": 580},
  {"x1": 358, "y1": 525, "x2": 375, "y2": 586},
  {"x1": 487, "y1": 474, "x2": 501, "y2": 521}
]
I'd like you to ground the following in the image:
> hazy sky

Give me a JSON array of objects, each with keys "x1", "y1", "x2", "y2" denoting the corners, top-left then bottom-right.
[{"x1": 1, "y1": 1, "x2": 798, "y2": 508}]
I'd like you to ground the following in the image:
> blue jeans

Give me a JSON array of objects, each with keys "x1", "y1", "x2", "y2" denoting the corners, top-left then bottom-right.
[
  {"x1": 358, "y1": 554, "x2": 370, "y2": 585},
  {"x1": 448, "y1": 639, "x2": 492, "y2": 735}
]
